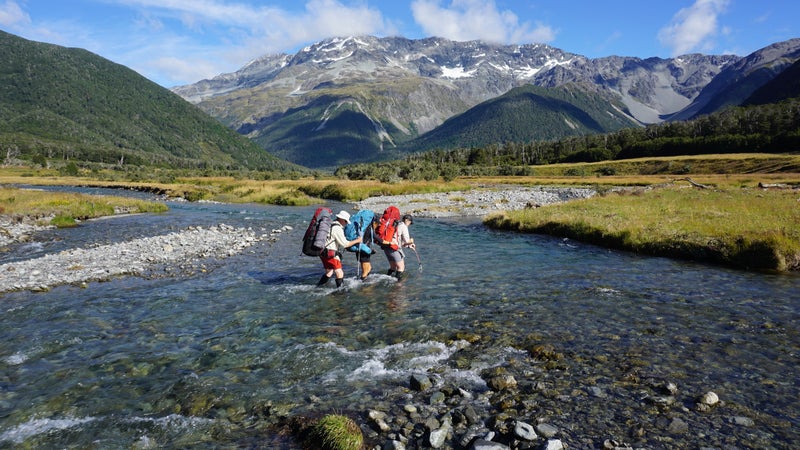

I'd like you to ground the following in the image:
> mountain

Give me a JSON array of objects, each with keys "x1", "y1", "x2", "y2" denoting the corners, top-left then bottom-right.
[
  {"x1": 0, "y1": 30, "x2": 301, "y2": 172},
  {"x1": 668, "y1": 39, "x2": 800, "y2": 121},
  {"x1": 402, "y1": 83, "x2": 640, "y2": 153},
  {"x1": 743, "y1": 58, "x2": 800, "y2": 105},
  {"x1": 173, "y1": 36, "x2": 741, "y2": 168}
]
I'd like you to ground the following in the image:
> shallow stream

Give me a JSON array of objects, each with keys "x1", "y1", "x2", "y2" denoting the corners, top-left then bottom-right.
[{"x1": 1, "y1": 188, "x2": 798, "y2": 448}]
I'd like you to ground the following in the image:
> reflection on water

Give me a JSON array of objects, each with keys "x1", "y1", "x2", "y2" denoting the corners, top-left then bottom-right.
[{"x1": 1, "y1": 187, "x2": 798, "y2": 447}]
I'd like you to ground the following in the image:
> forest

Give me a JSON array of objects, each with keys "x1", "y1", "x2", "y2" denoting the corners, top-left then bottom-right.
[{"x1": 335, "y1": 98, "x2": 800, "y2": 182}]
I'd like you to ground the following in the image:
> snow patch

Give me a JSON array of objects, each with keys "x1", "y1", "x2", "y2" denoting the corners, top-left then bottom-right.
[
  {"x1": 313, "y1": 51, "x2": 354, "y2": 64},
  {"x1": 440, "y1": 65, "x2": 477, "y2": 79}
]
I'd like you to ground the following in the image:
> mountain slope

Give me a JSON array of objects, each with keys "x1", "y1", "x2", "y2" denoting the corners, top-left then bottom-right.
[
  {"x1": 174, "y1": 36, "x2": 739, "y2": 168},
  {"x1": 0, "y1": 30, "x2": 300, "y2": 172},
  {"x1": 669, "y1": 39, "x2": 800, "y2": 120},
  {"x1": 743, "y1": 58, "x2": 800, "y2": 105},
  {"x1": 403, "y1": 83, "x2": 640, "y2": 153}
]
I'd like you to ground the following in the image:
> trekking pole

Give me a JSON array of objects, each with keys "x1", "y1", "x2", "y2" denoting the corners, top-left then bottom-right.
[{"x1": 411, "y1": 246, "x2": 422, "y2": 270}]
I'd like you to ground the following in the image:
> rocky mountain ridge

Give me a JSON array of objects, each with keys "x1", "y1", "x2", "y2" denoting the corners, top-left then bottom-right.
[
  {"x1": 172, "y1": 36, "x2": 800, "y2": 168},
  {"x1": 174, "y1": 36, "x2": 741, "y2": 125}
]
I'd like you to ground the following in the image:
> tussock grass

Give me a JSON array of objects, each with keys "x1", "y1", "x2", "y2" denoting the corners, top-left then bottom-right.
[
  {"x1": 0, "y1": 186, "x2": 167, "y2": 227},
  {"x1": 307, "y1": 414, "x2": 364, "y2": 450},
  {"x1": 485, "y1": 186, "x2": 800, "y2": 271}
]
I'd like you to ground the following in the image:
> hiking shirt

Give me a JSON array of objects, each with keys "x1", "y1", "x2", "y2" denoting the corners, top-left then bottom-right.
[
  {"x1": 325, "y1": 222, "x2": 350, "y2": 255},
  {"x1": 393, "y1": 222, "x2": 411, "y2": 249}
]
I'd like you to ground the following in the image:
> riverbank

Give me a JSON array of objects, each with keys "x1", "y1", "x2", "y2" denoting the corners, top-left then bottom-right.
[
  {"x1": 484, "y1": 184, "x2": 800, "y2": 272},
  {"x1": 0, "y1": 221, "x2": 289, "y2": 293},
  {"x1": 355, "y1": 185, "x2": 597, "y2": 218}
]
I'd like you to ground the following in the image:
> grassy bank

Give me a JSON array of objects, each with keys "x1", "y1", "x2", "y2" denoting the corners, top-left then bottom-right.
[
  {"x1": 484, "y1": 186, "x2": 800, "y2": 272},
  {"x1": 2, "y1": 153, "x2": 799, "y2": 204},
  {"x1": 0, "y1": 186, "x2": 168, "y2": 227},
  {"x1": 0, "y1": 167, "x2": 473, "y2": 205}
]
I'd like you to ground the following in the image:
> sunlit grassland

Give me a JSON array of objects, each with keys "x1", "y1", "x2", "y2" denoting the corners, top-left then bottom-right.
[
  {"x1": 0, "y1": 168, "x2": 473, "y2": 204},
  {"x1": 485, "y1": 186, "x2": 800, "y2": 271},
  {"x1": 0, "y1": 186, "x2": 168, "y2": 227},
  {"x1": 2, "y1": 153, "x2": 799, "y2": 203}
]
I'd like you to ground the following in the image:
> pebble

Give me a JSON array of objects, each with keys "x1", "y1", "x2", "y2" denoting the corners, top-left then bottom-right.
[
  {"x1": 355, "y1": 186, "x2": 597, "y2": 218},
  {"x1": 0, "y1": 223, "x2": 275, "y2": 293}
]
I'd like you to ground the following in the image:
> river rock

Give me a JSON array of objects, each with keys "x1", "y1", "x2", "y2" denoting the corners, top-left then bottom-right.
[
  {"x1": 513, "y1": 420, "x2": 537, "y2": 441},
  {"x1": 535, "y1": 423, "x2": 559, "y2": 438},
  {"x1": 471, "y1": 439, "x2": 510, "y2": 450},
  {"x1": 410, "y1": 374, "x2": 433, "y2": 391},
  {"x1": 699, "y1": 391, "x2": 719, "y2": 406},
  {"x1": 730, "y1": 416, "x2": 755, "y2": 427},
  {"x1": 487, "y1": 374, "x2": 517, "y2": 391},
  {"x1": 667, "y1": 418, "x2": 689, "y2": 434},
  {"x1": 541, "y1": 439, "x2": 564, "y2": 450},
  {"x1": 429, "y1": 416, "x2": 452, "y2": 448}
]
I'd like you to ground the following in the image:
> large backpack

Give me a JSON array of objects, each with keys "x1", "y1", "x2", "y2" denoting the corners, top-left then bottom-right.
[
  {"x1": 375, "y1": 206, "x2": 401, "y2": 250},
  {"x1": 344, "y1": 209, "x2": 376, "y2": 253},
  {"x1": 302, "y1": 207, "x2": 333, "y2": 256}
]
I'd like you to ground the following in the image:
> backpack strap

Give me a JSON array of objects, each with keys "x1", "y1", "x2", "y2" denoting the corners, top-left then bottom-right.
[{"x1": 326, "y1": 221, "x2": 342, "y2": 247}]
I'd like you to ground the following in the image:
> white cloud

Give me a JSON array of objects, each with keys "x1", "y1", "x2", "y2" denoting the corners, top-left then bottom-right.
[
  {"x1": 142, "y1": 56, "x2": 220, "y2": 85},
  {"x1": 658, "y1": 0, "x2": 730, "y2": 56},
  {"x1": 410, "y1": 0, "x2": 555, "y2": 44},
  {"x1": 103, "y1": 0, "x2": 393, "y2": 86},
  {"x1": 0, "y1": 0, "x2": 30, "y2": 28}
]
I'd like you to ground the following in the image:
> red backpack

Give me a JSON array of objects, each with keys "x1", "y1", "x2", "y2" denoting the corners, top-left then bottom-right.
[{"x1": 375, "y1": 206, "x2": 401, "y2": 250}]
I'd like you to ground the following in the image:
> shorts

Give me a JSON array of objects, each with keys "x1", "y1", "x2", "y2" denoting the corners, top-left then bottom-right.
[
  {"x1": 383, "y1": 246, "x2": 405, "y2": 264},
  {"x1": 357, "y1": 250, "x2": 372, "y2": 263},
  {"x1": 320, "y1": 249, "x2": 342, "y2": 270}
]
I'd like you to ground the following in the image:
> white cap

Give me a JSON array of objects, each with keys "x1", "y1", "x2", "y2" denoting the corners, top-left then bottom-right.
[{"x1": 336, "y1": 210, "x2": 351, "y2": 224}]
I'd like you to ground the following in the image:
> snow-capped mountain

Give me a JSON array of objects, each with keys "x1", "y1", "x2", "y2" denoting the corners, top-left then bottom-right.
[{"x1": 171, "y1": 36, "x2": 799, "y2": 168}]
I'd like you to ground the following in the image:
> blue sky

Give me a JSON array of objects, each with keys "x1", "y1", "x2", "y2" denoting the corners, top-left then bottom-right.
[{"x1": 2, "y1": 0, "x2": 798, "y2": 87}]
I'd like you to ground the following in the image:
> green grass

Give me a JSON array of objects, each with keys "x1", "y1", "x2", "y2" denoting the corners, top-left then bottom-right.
[
  {"x1": 0, "y1": 186, "x2": 168, "y2": 227},
  {"x1": 484, "y1": 186, "x2": 800, "y2": 271},
  {"x1": 307, "y1": 414, "x2": 364, "y2": 450}
]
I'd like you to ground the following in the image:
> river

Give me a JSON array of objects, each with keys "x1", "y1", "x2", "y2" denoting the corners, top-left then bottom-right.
[{"x1": 1, "y1": 188, "x2": 798, "y2": 449}]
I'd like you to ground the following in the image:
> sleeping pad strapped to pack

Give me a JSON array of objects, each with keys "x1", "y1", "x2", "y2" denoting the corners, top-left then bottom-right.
[{"x1": 302, "y1": 207, "x2": 332, "y2": 256}]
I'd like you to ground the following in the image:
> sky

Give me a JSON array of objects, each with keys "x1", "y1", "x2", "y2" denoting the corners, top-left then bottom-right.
[{"x1": 1, "y1": 0, "x2": 798, "y2": 88}]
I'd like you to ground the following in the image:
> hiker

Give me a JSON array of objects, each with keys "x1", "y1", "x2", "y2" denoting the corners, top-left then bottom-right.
[
  {"x1": 356, "y1": 217, "x2": 378, "y2": 281},
  {"x1": 318, "y1": 211, "x2": 362, "y2": 288},
  {"x1": 383, "y1": 214, "x2": 415, "y2": 281}
]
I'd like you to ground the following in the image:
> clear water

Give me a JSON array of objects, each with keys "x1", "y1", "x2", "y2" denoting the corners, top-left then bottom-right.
[{"x1": 1, "y1": 188, "x2": 798, "y2": 448}]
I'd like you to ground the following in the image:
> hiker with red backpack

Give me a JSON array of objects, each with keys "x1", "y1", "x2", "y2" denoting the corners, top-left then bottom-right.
[
  {"x1": 379, "y1": 211, "x2": 415, "y2": 281},
  {"x1": 317, "y1": 210, "x2": 362, "y2": 288}
]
